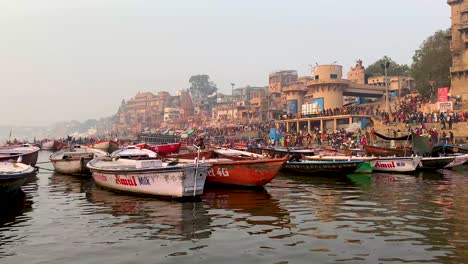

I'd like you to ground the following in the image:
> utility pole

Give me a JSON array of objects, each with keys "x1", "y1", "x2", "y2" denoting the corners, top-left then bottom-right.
[
  {"x1": 381, "y1": 57, "x2": 390, "y2": 113},
  {"x1": 231, "y1": 83, "x2": 235, "y2": 123}
]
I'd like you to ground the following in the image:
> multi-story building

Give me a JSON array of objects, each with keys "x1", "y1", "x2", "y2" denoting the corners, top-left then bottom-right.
[
  {"x1": 367, "y1": 76, "x2": 415, "y2": 97},
  {"x1": 115, "y1": 90, "x2": 195, "y2": 136},
  {"x1": 448, "y1": 0, "x2": 468, "y2": 100},
  {"x1": 268, "y1": 70, "x2": 298, "y2": 118}
]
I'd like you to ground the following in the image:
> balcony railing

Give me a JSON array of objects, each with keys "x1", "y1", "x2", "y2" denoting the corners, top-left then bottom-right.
[
  {"x1": 450, "y1": 65, "x2": 468, "y2": 73},
  {"x1": 447, "y1": 0, "x2": 462, "y2": 5}
]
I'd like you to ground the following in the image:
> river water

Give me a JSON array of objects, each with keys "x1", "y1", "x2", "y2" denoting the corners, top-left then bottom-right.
[{"x1": 1, "y1": 151, "x2": 467, "y2": 264}]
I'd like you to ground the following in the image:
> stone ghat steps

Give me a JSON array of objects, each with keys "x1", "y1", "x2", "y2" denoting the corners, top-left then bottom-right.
[{"x1": 372, "y1": 121, "x2": 468, "y2": 138}]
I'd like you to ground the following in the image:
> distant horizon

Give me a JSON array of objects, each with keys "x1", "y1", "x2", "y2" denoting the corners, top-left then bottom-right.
[{"x1": 1, "y1": 0, "x2": 450, "y2": 126}]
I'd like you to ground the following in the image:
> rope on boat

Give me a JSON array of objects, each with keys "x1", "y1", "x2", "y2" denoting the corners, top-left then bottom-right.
[
  {"x1": 35, "y1": 161, "x2": 52, "y2": 165},
  {"x1": 34, "y1": 166, "x2": 55, "y2": 172},
  {"x1": 193, "y1": 144, "x2": 200, "y2": 197}
]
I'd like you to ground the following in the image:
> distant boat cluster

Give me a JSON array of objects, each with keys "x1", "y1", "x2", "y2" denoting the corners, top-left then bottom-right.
[{"x1": 1, "y1": 134, "x2": 467, "y2": 201}]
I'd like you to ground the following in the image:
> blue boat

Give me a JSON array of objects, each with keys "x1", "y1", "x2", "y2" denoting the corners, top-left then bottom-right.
[
  {"x1": 283, "y1": 160, "x2": 364, "y2": 175},
  {"x1": 0, "y1": 161, "x2": 35, "y2": 195}
]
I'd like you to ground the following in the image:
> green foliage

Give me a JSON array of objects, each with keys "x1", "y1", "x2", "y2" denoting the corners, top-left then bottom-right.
[
  {"x1": 365, "y1": 56, "x2": 410, "y2": 77},
  {"x1": 410, "y1": 30, "x2": 451, "y2": 97},
  {"x1": 189, "y1": 75, "x2": 218, "y2": 102}
]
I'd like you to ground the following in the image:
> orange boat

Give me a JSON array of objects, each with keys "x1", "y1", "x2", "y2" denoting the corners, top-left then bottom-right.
[
  {"x1": 205, "y1": 156, "x2": 287, "y2": 187},
  {"x1": 171, "y1": 153, "x2": 287, "y2": 187}
]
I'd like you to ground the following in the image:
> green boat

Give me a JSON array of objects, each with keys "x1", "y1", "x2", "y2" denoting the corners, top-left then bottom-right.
[{"x1": 354, "y1": 161, "x2": 373, "y2": 174}]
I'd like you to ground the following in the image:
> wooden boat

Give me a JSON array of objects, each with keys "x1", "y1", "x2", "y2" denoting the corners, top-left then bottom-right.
[
  {"x1": 305, "y1": 155, "x2": 377, "y2": 161},
  {"x1": 152, "y1": 142, "x2": 181, "y2": 155},
  {"x1": 247, "y1": 145, "x2": 315, "y2": 160},
  {"x1": 364, "y1": 145, "x2": 412, "y2": 157},
  {"x1": 134, "y1": 142, "x2": 181, "y2": 156},
  {"x1": 50, "y1": 145, "x2": 108, "y2": 175},
  {"x1": 0, "y1": 144, "x2": 40, "y2": 166},
  {"x1": 85, "y1": 139, "x2": 120, "y2": 153},
  {"x1": 111, "y1": 146, "x2": 158, "y2": 159},
  {"x1": 87, "y1": 157, "x2": 211, "y2": 198},
  {"x1": 41, "y1": 139, "x2": 55, "y2": 150},
  {"x1": 174, "y1": 155, "x2": 288, "y2": 187},
  {"x1": 419, "y1": 156, "x2": 455, "y2": 170},
  {"x1": 283, "y1": 160, "x2": 364, "y2": 175},
  {"x1": 167, "y1": 149, "x2": 262, "y2": 162},
  {"x1": 444, "y1": 154, "x2": 468, "y2": 169},
  {"x1": 0, "y1": 161, "x2": 35, "y2": 195},
  {"x1": 431, "y1": 144, "x2": 468, "y2": 156},
  {"x1": 213, "y1": 148, "x2": 265, "y2": 160},
  {"x1": 369, "y1": 156, "x2": 422, "y2": 173}
]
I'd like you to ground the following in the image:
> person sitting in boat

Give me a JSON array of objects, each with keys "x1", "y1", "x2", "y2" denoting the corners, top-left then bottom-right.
[{"x1": 195, "y1": 136, "x2": 206, "y2": 150}]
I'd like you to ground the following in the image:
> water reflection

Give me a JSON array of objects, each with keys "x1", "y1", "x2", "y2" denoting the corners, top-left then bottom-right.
[
  {"x1": 85, "y1": 186, "x2": 212, "y2": 241},
  {"x1": 48, "y1": 172, "x2": 92, "y2": 195},
  {"x1": 0, "y1": 190, "x2": 33, "y2": 258},
  {"x1": 202, "y1": 187, "x2": 290, "y2": 234}
]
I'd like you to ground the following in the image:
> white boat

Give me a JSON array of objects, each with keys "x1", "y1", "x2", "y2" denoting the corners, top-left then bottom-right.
[
  {"x1": 0, "y1": 161, "x2": 35, "y2": 194},
  {"x1": 41, "y1": 140, "x2": 55, "y2": 150},
  {"x1": 87, "y1": 157, "x2": 211, "y2": 198},
  {"x1": 111, "y1": 146, "x2": 158, "y2": 159},
  {"x1": 444, "y1": 154, "x2": 468, "y2": 169},
  {"x1": 50, "y1": 145, "x2": 108, "y2": 175},
  {"x1": 369, "y1": 156, "x2": 422, "y2": 173}
]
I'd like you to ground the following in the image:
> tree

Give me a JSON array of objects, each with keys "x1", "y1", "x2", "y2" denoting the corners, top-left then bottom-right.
[
  {"x1": 365, "y1": 56, "x2": 410, "y2": 77},
  {"x1": 189, "y1": 75, "x2": 217, "y2": 102},
  {"x1": 410, "y1": 30, "x2": 451, "y2": 97}
]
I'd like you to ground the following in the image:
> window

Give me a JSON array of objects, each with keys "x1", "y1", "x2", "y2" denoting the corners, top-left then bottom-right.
[{"x1": 330, "y1": 74, "x2": 338, "y2": 79}]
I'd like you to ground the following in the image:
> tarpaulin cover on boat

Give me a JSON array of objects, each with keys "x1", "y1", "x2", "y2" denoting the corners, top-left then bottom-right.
[
  {"x1": 373, "y1": 131, "x2": 412, "y2": 141},
  {"x1": 411, "y1": 133, "x2": 431, "y2": 157}
]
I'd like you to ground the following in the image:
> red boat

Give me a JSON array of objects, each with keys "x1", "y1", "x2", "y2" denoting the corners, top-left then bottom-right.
[
  {"x1": 0, "y1": 144, "x2": 40, "y2": 166},
  {"x1": 364, "y1": 145, "x2": 412, "y2": 157},
  {"x1": 205, "y1": 156, "x2": 287, "y2": 187},
  {"x1": 169, "y1": 151, "x2": 287, "y2": 187},
  {"x1": 134, "y1": 142, "x2": 181, "y2": 156}
]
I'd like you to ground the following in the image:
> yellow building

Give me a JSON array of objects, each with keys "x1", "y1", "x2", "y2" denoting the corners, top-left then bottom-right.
[
  {"x1": 275, "y1": 63, "x2": 386, "y2": 115},
  {"x1": 448, "y1": 0, "x2": 468, "y2": 100},
  {"x1": 367, "y1": 76, "x2": 415, "y2": 97}
]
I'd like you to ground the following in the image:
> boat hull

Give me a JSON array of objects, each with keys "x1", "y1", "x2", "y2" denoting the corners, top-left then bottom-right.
[
  {"x1": 205, "y1": 157, "x2": 287, "y2": 187},
  {"x1": 90, "y1": 165, "x2": 210, "y2": 198},
  {"x1": 369, "y1": 157, "x2": 422, "y2": 173},
  {"x1": 0, "y1": 147, "x2": 39, "y2": 166},
  {"x1": 51, "y1": 157, "x2": 93, "y2": 175},
  {"x1": 364, "y1": 145, "x2": 412, "y2": 157},
  {"x1": 41, "y1": 140, "x2": 55, "y2": 150},
  {"x1": 445, "y1": 154, "x2": 468, "y2": 169},
  {"x1": 248, "y1": 146, "x2": 315, "y2": 159},
  {"x1": 86, "y1": 140, "x2": 109, "y2": 151},
  {"x1": 284, "y1": 160, "x2": 363, "y2": 175},
  {"x1": 0, "y1": 164, "x2": 35, "y2": 195},
  {"x1": 419, "y1": 157, "x2": 455, "y2": 170},
  {"x1": 152, "y1": 143, "x2": 181, "y2": 155},
  {"x1": 354, "y1": 161, "x2": 373, "y2": 174}
]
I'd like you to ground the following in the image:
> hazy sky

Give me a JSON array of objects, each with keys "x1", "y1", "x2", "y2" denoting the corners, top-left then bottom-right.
[{"x1": 0, "y1": 0, "x2": 450, "y2": 126}]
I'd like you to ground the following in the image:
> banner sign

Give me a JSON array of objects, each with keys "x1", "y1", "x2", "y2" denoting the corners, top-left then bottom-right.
[
  {"x1": 437, "y1": 101, "x2": 452, "y2": 111},
  {"x1": 438, "y1": 87, "x2": 449, "y2": 102},
  {"x1": 286, "y1": 100, "x2": 298, "y2": 115}
]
